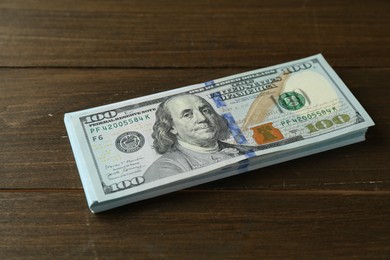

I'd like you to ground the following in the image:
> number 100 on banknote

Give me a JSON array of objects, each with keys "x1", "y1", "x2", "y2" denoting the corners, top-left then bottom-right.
[{"x1": 65, "y1": 54, "x2": 374, "y2": 212}]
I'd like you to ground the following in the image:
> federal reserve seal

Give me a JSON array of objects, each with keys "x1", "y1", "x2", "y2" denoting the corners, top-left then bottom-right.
[
  {"x1": 278, "y1": 92, "x2": 306, "y2": 111},
  {"x1": 115, "y1": 131, "x2": 145, "y2": 153}
]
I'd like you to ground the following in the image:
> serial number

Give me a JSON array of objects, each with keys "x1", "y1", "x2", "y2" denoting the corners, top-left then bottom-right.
[
  {"x1": 280, "y1": 107, "x2": 338, "y2": 126},
  {"x1": 89, "y1": 115, "x2": 150, "y2": 134}
]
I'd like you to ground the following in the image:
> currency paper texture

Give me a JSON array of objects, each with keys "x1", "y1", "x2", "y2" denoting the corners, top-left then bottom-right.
[{"x1": 64, "y1": 54, "x2": 374, "y2": 213}]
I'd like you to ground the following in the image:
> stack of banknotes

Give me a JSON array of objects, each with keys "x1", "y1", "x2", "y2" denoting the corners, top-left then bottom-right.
[{"x1": 64, "y1": 54, "x2": 374, "y2": 213}]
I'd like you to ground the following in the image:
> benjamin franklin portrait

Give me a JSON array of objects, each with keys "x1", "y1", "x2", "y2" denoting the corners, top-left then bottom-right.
[{"x1": 143, "y1": 94, "x2": 251, "y2": 182}]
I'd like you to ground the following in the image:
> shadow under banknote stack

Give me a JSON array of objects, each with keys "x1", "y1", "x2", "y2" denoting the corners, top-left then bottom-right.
[{"x1": 64, "y1": 54, "x2": 374, "y2": 213}]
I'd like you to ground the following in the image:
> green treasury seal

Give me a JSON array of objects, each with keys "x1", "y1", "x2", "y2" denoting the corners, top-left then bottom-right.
[{"x1": 278, "y1": 92, "x2": 306, "y2": 111}]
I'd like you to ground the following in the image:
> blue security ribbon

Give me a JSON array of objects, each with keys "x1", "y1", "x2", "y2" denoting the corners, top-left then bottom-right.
[
  {"x1": 244, "y1": 150, "x2": 256, "y2": 158},
  {"x1": 222, "y1": 113, "x2": 256, "y2": 161},
  {"x1": 222, "y1": 113, "x2": 248, "y2": 145},
  {"x1": 204, "y1": 80, "x2": 215, "y2": 87},
  {"x1": 210, "y1": 91, "x2": 226, "y2": 108}
]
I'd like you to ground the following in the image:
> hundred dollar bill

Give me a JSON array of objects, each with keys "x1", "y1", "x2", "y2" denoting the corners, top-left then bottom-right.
[{"x1": 64, "y1": 54, "x2": 374, "y2": 213}]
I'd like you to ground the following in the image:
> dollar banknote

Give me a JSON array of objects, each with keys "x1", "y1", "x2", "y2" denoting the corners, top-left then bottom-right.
[{"x1": 64, "y1": 54, "x2": 374, "y2": 213}]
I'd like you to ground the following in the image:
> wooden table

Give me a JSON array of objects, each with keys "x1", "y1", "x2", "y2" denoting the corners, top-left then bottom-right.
[{"x1": 1, "y1": 0, "x2": 389, "y2": 258}]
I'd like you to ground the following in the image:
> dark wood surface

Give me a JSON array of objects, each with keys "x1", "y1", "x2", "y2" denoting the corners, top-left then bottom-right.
[{"x1": 0, "y1": 0, "x2": 389, "y2": 259}]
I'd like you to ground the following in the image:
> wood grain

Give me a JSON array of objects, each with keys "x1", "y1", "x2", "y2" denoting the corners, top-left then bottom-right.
[
  {"x1": 0, "y1": 68, "x2": 388, "y2": 190},
  {"x1": 0, "y1": 191, "x2": 389, "y2": 259},
  {"x1": 0, "y1": 0, "x2": 389, "y2": 68},
  {"x1": 0, "y1": 0, "x2": 389, "y2": 258}
]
